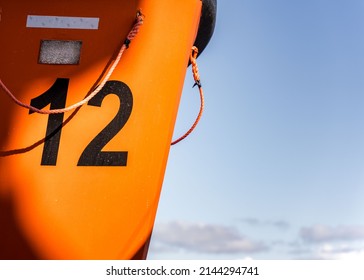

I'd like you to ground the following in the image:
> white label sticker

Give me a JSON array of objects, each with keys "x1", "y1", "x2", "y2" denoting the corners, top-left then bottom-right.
[{"x1": 26, "y1": 15, "x2": 99, "y2": 30}]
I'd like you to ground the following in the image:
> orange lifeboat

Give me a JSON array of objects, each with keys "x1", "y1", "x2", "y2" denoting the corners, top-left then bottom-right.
[{"x1": 0, "y1": 0, "x2": 216, "y2": 259}]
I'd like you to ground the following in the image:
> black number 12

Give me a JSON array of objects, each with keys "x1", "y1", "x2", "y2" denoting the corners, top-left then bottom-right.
[{"x1": 30, "y1": 78, "x2": 133, "y2": 166}]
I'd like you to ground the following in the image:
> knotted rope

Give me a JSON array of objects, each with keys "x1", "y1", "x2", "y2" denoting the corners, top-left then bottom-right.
[
  {"x1": 171, "y1": 46, "x2": 205, "y2": 145},
  {"x1": 0, "y1": 11, "x2": 144, "y2": 114}
]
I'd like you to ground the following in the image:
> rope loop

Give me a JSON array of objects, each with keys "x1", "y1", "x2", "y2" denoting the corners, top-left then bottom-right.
[
  {"x1": 0, "y1": 10, "x2": 144, "y2": 115},
  {"x1": 171, "y1": 46, "x2": 205, "y2": 146}
]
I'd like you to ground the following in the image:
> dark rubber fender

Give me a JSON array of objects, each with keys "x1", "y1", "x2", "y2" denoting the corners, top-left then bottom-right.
[{"x1": 194, "y1": 0, "x2": 217, "y2": 56}]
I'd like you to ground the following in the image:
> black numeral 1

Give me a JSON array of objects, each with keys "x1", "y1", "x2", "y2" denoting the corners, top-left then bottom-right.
[{"x1": 29, "y1": 78, "x2": 69, "y2": 165}]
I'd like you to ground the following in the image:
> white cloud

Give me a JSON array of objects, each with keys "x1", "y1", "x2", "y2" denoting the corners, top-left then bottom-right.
[
  {"x1": 241, "y1": 217, "x2": 290, "y2": 230},
  {"x1": 288, "y1": 241, "x2": 364, "y2": 260},
  {"x1": 300, "y1": 225, "x2": 364, "y2": 243},
  {"x1": 286, "y1": 224, "x2": 364, "y2": 260},
  {"x1": 313, "y1": 244, "x2": 364, "y2": 260},
  {"x1": 151, "y1": 221, "x2": 268, "y2": 255}
]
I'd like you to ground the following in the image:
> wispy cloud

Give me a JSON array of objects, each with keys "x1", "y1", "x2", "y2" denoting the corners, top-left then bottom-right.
[
  {"x1": 151, "y1": 221, "x2": 269, "y2": 255},
  {"x1": 314, "y1": 244, "x2": 364, "y2": 260},
  {"x1": 285, "y1": 224, "x2": 364, "y2": 260},
  {"x1": 300, "y1": 225, "x2": 364, "y2": 243},
  {"x1": 288, "y1": 241, "x2": 364, "y2": 260},
  {"x1": 150, "y1": 222, "x2": 364, "y2": 260},
  {"x1": 240, "y1": 217, "x2": 290, "y2": 230}
]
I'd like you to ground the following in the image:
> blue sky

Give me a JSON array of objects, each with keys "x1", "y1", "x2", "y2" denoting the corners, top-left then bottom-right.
[{"x1": 148, "y1": 0, "x2": 364, "y2": 260}]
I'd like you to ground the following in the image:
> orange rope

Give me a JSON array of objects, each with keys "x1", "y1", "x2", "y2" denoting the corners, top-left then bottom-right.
[
  {"x1": 171, "y1": 46, "x2": 204, "y2": 145},
  {"x1": 0, "y1": 11, "x2": 144, "y2": 114}
]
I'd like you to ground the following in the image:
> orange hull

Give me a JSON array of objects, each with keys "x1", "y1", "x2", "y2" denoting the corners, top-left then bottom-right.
[{"x1": 0, "y1": 0, "x2": 204, "y2": 259}]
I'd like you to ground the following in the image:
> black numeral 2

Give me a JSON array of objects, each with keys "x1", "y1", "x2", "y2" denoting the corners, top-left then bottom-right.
[
  {"x1": 77, "y1": 81, "x2": 132, "y2": 166},
  {"x1": 30, "y1": 79, "x2": 133, "y2": 166}
]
